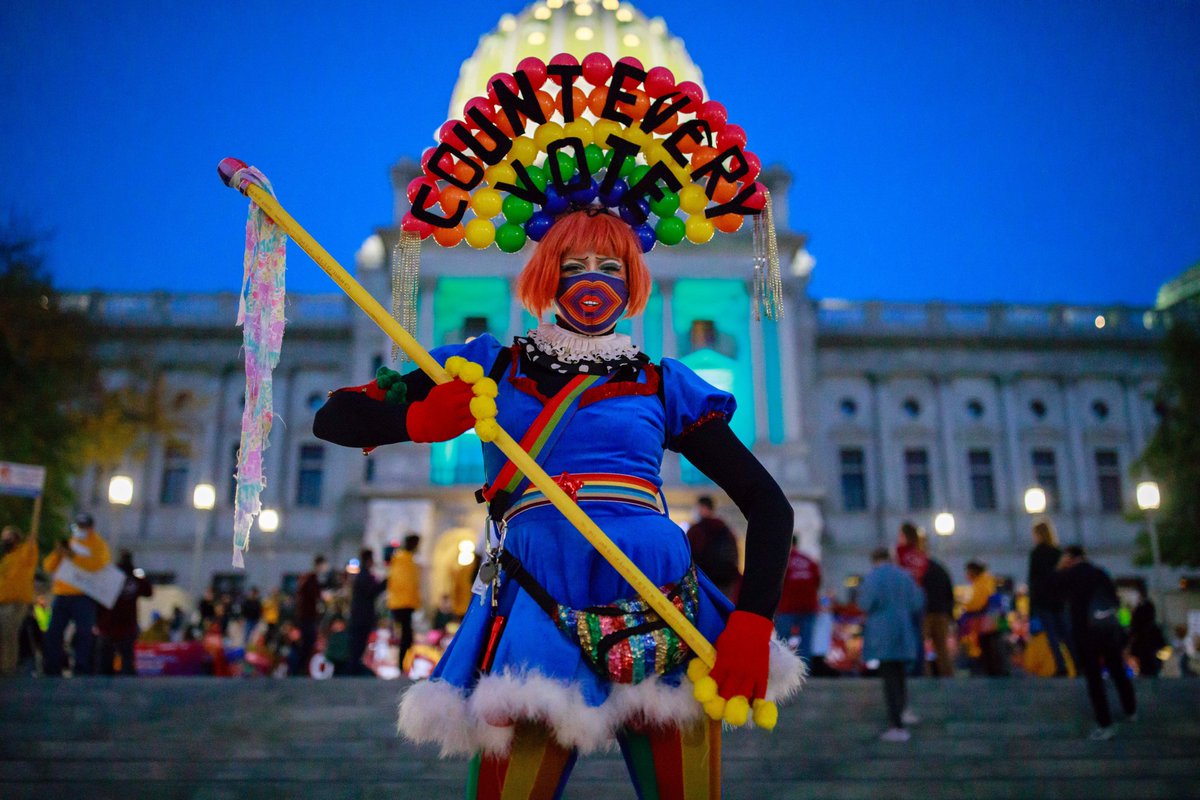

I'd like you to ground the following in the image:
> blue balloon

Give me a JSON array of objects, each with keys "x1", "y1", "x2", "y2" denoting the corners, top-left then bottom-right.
[
  {"x1": 568, "y1": 178, "x2": 599, "y2": 206},
  {"x1": 543, "y1": 186, "x2": 568, "y2": 215},
  {"x1": 619, "y1": 199, "x2": 650, "y2": 227},
  {"x1": 526, "y1": 211, "x2": 555, "y2": 242},
  {"x1": 634, "y1": 223, "x2": 656, "y2": 253},
  {"x1": 599, "y1": 179, "x2": 628, "y2": 208}
]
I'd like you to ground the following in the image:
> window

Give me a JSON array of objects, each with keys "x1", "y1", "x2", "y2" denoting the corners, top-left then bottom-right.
[
  {"x1": 689, "y1": 319, "x2": 717, "y2": 351},
  {"x1": 839, "y1": 448, "x2": 867, "y2": 511},
  {"x1": 159, "y1": 442, "x2": 191, "y2": 506},
  {"x1": 966, "y1": 399, "x2": 984, "y2": 419},
  {"x1": 904, "y1": 448, "x2": 932, "y2": 511},
  {"x1": 839, "y1": 398, "x2": 858, "y2": 418},
  {"x1": 902, "y1": 398, "x2": 921, "y2": 418},
  {"x1": 1031, "y1": 449, "x2": 1060, "y2": 510},
  {"x1": 1091, "y1": 400, "x2": 1110, "y2": 421},
  {"x1": 968, "y1": 449, "x2": 997, "y2": 511},
  {"x1": 1095, "y1": 449, "x2": 1122, "y2": 513},
  {"x1": 1030, "y1": 399, "x2": 1047, "y2": 419},
  {"x1": 296, "y1": 444, "x2": 325, "y2": 507},
  {"x1": 463, "y1": 316, "x2": 489, "y2": 341}
]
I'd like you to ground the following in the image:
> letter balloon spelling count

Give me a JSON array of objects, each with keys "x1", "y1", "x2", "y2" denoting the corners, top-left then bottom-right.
[{"x1": 220, "y1": 46, "x2": 800, "y2": 800}]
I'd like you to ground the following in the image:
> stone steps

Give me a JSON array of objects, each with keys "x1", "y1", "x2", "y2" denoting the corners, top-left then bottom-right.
[{"x1": 2, "y1": 677, "x2": 1199, "y2": 800}]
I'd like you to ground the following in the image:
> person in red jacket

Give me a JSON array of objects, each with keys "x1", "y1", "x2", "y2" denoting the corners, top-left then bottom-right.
[
  {"x1": 96, "y1": 550, "x2": 153, "y2": 675},
  {"x1": 774, "y1": 539, "x2": 821, "y2": 659}
]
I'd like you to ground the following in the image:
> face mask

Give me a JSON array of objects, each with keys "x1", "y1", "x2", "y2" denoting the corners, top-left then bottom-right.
[{"x1": 555, "y1": 272, "x2": 629, "y2": 335}]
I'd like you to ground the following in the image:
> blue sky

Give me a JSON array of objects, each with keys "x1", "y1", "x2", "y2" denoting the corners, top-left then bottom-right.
[{"x1": 2, "y1": 0, "x2": 1197, "y2": 306}]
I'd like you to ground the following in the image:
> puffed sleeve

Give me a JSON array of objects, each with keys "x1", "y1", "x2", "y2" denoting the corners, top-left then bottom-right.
[{"x1": 659, "y1": 357, "x2": 737, "y2": 452}]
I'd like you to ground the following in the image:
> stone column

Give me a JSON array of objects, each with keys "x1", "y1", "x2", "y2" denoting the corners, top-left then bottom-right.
[
  {"x1": 777, "y1": 291, "x2": 802, "y2": 442},
  {"x1": 659, "y1": 278, "x2": 676, "y2": 359},
  {"x1": 867, "y1": 373, "x2": 890, "y2": 546},
  {"x1": 933, "y1": 375, "x2": 959, "y2": 513},
  {"x1": 996, "y1": 376, "x2": 1026, "y2": 547},
  {"x1": 1060, "y1": 378, "x2": 1091, "y2": 546}
]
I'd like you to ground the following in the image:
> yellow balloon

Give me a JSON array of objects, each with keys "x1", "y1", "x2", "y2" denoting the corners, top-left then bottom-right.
[
  {"x1": 533, "y1": 121, "x2": 565, "y2": 152},
  {"x1": 685, "y1": 214, "x2": 715, "y2": 244},
  {"x1": 509, "y1": 136, "x2": 538, "y2": 167},
  {"x1": 592, "y1": 118, "x2": 621, "y2": 150},
  {"x1": 679, "y1": 184, "x2": 708, "y2": 215},
  {"x1": 643, "y1": 140, "x2": 668, "y2": 165},
  {"x1": 484, "y1": 162, "x2": 516, "y2": 187},
  {"x1": 622, "y1": 126, "x2": 648, "y2": 148},
  {"x1": 563, "y1": 118, "x2": 594, "y2": 147},
  {"x1": 464, "y1": 218, "x2": 496, "y2": 249},
  {"x1": 470, "y1": 188, "x2": 503, "y2": 218}
]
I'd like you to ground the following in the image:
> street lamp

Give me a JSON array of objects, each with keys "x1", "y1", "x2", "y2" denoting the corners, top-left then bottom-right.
[
  {"x1": 934, "y1": 511, "x2": 955, "y2": 537},
  {"x1": 1136, "y1": 480, "x2": 1164, "y2": 613},
  {"x1": 107, "y1": 475, "x2": 133, "y2": 549},
  {"x1": 190, "y1": 483, "x2": 216, "y2": 599},
  {"x1": 1024, "y1": 487, "x2": 1047, "y2": 516},
  {"x1": 258, "y1": 508, "x2": 280, "y2": 534}
]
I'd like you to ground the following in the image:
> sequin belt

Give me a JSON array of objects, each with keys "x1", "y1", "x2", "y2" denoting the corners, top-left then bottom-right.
[
  {"x1": 498, "y1": 549, "x2": 699, "y2": 684},
  {"x1": 503, "y1": 472, "x2": 665, "y2": 522}
]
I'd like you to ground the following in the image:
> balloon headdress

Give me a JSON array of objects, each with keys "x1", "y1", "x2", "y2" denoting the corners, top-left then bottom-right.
[{"x1": 395, "y1": 52, "x2": 782, "y2": 333}]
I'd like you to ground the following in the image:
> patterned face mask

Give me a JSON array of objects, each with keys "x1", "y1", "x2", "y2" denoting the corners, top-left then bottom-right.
[{"x1": 555, "y1": 272, "x2": 629, "y2": 335}]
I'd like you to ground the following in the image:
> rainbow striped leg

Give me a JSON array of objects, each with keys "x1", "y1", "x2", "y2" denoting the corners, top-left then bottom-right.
[
  {"x1": 466, "y1": 722, "x2": 578, "y2": 800},
  {"x1": 617, "y1": 718, "x2": 722, "y2": 800}
]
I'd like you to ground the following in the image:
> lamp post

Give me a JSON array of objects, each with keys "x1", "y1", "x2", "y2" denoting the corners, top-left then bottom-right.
[
  {"x1": 189, "y1": 483, "x2": 216, "y2": 599},
  {"x1": 1136, "y1": 481, "x2": 1163, "y2": 613},
  {"x1": 107, "y1": 475, "x2": 133, "y2": 549},
  {"x1": 1023, "y1": 486, "x2": 1047, "y2": 517}
]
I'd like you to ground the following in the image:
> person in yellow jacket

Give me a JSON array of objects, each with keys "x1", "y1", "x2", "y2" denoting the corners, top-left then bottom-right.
[
  {"x1": 42, "y1": 512, "x2": 110, "y2": 676},
  {"x1": 963, "y1": 560, "x2": 1008, "y2": 676},
  {"x1": 0, "y1": 525, "x2": 39, "y2": 676},
  {"x1": 387, "y1": 534, "x2": 422, "y2": 666}
]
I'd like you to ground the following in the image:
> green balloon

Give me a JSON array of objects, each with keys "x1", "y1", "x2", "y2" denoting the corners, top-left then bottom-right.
[
  {"x1": 523, "y1": 164, "x2": 548, "y2": 192},
  {"x1": 584, "y1": 144, "x2": 605, "y2": 175},
  {"x1": 553, "y1": 151, "x2": 577, "y2": 183},
  {"x1": 502, "y1": 195, "x2": 534, "y2": 224},
  {"x1": 649, "y1": 190, "x2": 680, "y2": 219},
  {"x1": 495, "y1": 222, "x2": 528, "y2": 253},
  {"x1": 629, "y1": 164, "x2": 651, "y2": 185},
  {"x1": 655, "y1": 216, "x2": 686, "y2": 246},
  {"x1": 617, "y1": 157, "x2": 637, "y2": 179}
]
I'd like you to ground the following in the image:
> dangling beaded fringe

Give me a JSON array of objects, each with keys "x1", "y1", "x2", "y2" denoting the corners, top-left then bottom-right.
[
  {"x1": 391, "y1": 232, "x2": 421, "y2": 362},
  {"x1": 752, "y1": 189, "x2": 784, "y2": 322}
]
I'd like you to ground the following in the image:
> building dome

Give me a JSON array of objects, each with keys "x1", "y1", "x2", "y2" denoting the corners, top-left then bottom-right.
[
  {"x1": 448, "y1": 0, "x2": 705, "y2": 118},
  {"x1": 1156, "y1": 260, "x2": 1200, "y2": 312}
]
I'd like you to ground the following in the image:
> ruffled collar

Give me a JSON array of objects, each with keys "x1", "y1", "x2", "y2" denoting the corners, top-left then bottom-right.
[{"x1": 517, "y1": 323, "x2": 645, "y2": 375}]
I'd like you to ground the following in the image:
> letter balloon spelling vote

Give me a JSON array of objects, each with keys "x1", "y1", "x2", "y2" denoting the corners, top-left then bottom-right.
[{"x1": 221, "y1": 48, "x2": 799, "y2": 800}]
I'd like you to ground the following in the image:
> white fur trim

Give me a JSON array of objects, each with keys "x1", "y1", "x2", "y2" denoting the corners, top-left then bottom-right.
[{"x1": 398, "y1": 641, "x2": 805, "y2": 758}]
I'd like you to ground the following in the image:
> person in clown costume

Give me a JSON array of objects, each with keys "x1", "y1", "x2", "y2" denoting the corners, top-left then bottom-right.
[{"x1": 311, "y1": 51, "x2": 802, "y2": 800}]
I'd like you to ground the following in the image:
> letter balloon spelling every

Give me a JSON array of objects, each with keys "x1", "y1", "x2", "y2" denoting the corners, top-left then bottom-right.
[{"x1": 222, "y1": 51, "x2": 801, "y2": 800}]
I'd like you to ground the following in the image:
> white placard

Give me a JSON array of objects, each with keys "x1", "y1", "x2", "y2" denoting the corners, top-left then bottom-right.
[
  {"x1": 54, "y1": 559, "x2": 126, "y2": 609},
  {"x1": 0, "y1": 461, "x2": 46, "y2": 498}
]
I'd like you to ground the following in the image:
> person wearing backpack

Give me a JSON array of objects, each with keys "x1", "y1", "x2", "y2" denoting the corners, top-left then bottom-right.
[{"x1": 1052, "y1": 545, "x2": 1137, "y2": 740}]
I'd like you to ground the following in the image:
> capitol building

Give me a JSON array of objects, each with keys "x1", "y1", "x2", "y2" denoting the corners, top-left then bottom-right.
[{"x1": 73, "y1": 1, "x2": 1188, "y2": 602}]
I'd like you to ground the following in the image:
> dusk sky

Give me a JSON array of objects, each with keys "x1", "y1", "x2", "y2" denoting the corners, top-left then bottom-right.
[{"x1": 2, "y1": 1, "x2": 1198, "y2": 307}]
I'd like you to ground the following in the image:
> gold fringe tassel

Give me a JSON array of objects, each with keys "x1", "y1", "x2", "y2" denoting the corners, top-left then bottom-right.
[
  {"x1": 751, "y1": 189, "x2": 784, "y2": 321},
  {"x1": 391, "y1": 232, "x2": 421, "y2": 362}
]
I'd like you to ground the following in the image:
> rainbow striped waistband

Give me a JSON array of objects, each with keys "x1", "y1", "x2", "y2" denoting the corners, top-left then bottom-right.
[{"x1": 504, "y1": 473, "x2": 665, "y2": 522}]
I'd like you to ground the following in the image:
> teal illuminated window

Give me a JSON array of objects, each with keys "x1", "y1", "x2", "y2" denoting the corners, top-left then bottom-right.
[
  {"x1": 431, "y1": 430, "x2": 485, "y2": 486},
  {"x1": 433, "y1": 277, "x2": 510, "y2": 345}
]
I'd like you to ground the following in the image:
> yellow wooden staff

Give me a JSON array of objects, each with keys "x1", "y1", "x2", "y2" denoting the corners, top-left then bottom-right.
[{"x1": 218, "y1": 158, "x2": 775, "y2": 729}]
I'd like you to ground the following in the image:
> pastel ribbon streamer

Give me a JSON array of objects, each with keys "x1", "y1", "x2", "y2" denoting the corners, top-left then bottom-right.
[{"x1": 232, "y1": 167, "x2": 286, "y2": 567}]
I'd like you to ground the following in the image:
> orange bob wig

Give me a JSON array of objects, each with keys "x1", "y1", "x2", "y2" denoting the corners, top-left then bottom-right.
[{"x1": 515, "y1": 210, "x2": 651, "y2": 319}]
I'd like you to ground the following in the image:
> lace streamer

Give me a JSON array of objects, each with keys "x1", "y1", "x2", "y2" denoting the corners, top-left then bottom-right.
[{"x1": 391, "y1": 232, "x2": 421, "y2": 362}]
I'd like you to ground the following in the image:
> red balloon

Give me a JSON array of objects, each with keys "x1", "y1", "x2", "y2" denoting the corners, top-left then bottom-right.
[
  {"x1": 615, "y1": 55, "x2": 644, "y2": 75},
  {"x1": 581, "y1": 51, "x2": 613, "y2": 87},
  {"x1": 549, "y1": 52, "x2": 580, "y2": 85},
  {"x1": 697, "y1": 101, "x2": 728, "y2": 134},
  {"x1": 439, "y1": 120, "x2": 466, "y2": 148},
  {"x1": 486, "y1": 73, "x2": 518, "y2": 104},
  {"x1": 421, "y1": 146, "x2": 454, "y2": 178},
  {"x1": 406, "y1": 176, "x2": 440, "y2": 207},
  {"x1": 401, "y1": 211, "x2": 434, "y2": 239},
  {"x1": 674, "y1": 81, "x2": 704, "y2": 110},
  {"x1": 743, "y1": 181, "x2": 768, "y2": 212},
  {"x1": 742, "y1": 150, "x2": 762, "y2": 183},
  {"x1": 717, "y1": 123, "x2": 747, "y2": 151},
  {"x1": 516, "y1": 56, "x2": 547, "y2": 90},
  {"x1": 644, "y1": 66, "x2": 675, "y2": 98},
  {"x1": 462, "y1": 96, "x2": 495, "y2": 125}
]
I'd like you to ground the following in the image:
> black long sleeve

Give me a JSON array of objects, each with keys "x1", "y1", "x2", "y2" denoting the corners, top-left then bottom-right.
[
  {"x1": 312, "y1": 368, "x2": 438, "y2": 448},
  {"x1": 678, "y1": 420, "x2": 793, "y2": 619}
]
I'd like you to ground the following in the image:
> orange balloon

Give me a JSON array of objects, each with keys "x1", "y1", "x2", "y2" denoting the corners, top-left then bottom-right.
[
  {"x1": 433, "y1": 223, "x2": 466, "y2": 247},
  {"x1": 691, "y1": 146, "x2": 718, "y2": 172},
  {"x1": 439, "y1": 185, "x2": 470, "y2": 215},
  {"x1": 587, "y1": 86, "x2": 609, "y2": 117},
  {"x1": 713, "y1": 213, "x2": 744, "y2": 233},
  {"x1": 494, "y1": 112, "x2": 518, "y2": 139},
  {"x1": 653, "y1": 111, "x2": 680, "y2": 134},
  {"x1": 452, "y1": 161, "x2": 479, "y2": 186},
  {"x1": 535, "y1": 90, "x2": 556, "y2": 122},
  {"x1": 627, "y1": 89, "x2": 650, "y2": 121},
  {"x1": 675, "y1": 133, "x2": 702, "y2": 155},
  {"x1": 710, "y1": 178, "x2": 738, "y2": 204},
  {"x1": 556, "y1": 86, "x2": 588, "y2": 121}
]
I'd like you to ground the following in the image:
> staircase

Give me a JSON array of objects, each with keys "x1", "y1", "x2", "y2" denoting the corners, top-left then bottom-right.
[{"x1": 2, "y1": 677, "x2": 1198, "y2": 799}]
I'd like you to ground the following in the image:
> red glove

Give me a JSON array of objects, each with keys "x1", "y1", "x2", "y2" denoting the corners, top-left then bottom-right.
[
  {"x1": 709, "y1": 610, "x2": 773, "y2": 702},
  {"x1": 406, "y1": 380, "x2": 476, "y2": 443}
]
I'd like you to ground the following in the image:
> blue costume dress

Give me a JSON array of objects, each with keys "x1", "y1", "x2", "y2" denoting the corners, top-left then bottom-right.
[{"x1": 398, "y1": 332, "x2": 802, "y2": 756}]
